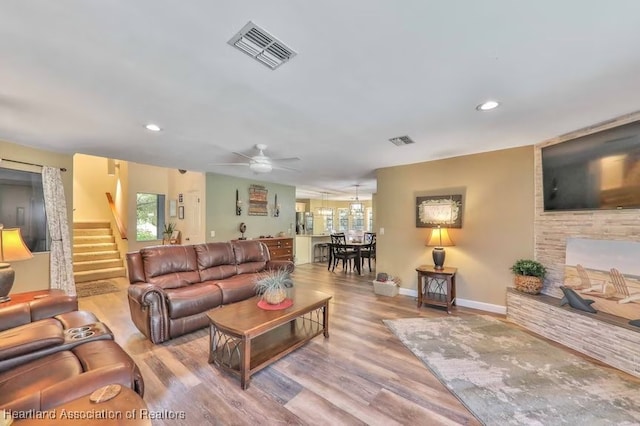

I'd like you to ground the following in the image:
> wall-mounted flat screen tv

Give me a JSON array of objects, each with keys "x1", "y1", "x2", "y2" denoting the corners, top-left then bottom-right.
[{"x1": 542, "y1": 119, "x2": 640, "y2": 211}]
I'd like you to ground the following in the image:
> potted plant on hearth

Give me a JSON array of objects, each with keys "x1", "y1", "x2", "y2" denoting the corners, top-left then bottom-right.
[
  {"x1": 510, "y1": 259, "x2": 547, "y2": 295},
  {"x1": 255, "y1": 269, "x2": 294, "y2": 305}
]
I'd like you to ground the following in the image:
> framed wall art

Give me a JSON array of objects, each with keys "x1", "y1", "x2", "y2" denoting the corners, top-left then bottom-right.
[
  {"x1": 416, "y1": 194, "x2": 463, "y2": 228},
  {"x1": 248, "y1": 184, "x2": 268, "y2": 216}
]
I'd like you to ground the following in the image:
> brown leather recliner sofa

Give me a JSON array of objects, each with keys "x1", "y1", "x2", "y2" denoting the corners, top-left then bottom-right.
[
  {"x1": 0, "y1": 290, "x2": 144, "y2": 413},
  {"x1": 126, "y1": 240, "x2": 295, "y2": 344}
]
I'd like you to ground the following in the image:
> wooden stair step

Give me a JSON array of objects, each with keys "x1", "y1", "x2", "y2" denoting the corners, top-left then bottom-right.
[
  {"x1": 73, "y1": 235, "x2": 115, "y2": 244},
  {"x1": 73, "y1": 258, "x2": 123, "y2": 272},
  {"x1": 74, "y1": 228, "x2": 112, "y2": 237},
  {"x1": 74, "y1": 267, "x2": 126, "y2": 283},
  {"x1": 74, "y1": 222, "x2": 111, "y2": 229},
  {"x1": 73, "y1": 250, "x2": 121, "y2": 262},
  {"x1": 74, "y1": 242, "x2": 117, "y2": 253}
]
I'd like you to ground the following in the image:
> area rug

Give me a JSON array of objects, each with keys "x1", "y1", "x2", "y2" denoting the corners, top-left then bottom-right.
[
  {"x1": 76, "y1": 281, "x2": 120, "y2": 298},
  {"x1": 384, "y1": 315, "x2": 640, "y2": 425}
]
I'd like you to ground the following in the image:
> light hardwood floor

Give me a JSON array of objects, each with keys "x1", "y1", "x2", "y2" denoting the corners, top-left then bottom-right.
[{"x1": 77, "y1": 264, "x2": 487, "y2": 425}]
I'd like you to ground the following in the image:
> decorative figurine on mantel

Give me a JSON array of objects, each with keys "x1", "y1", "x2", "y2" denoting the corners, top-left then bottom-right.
[
  {"x1": 238, "y1": 222, "x2": 247, "y2": 240},
  {"x1": 559, "y1": 286, "x2": 597, "y2": 314}
]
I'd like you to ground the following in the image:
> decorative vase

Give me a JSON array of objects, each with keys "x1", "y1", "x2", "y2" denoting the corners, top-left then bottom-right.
[
  {"x1": 514, "y1": 275, "x2": 543, "y2": 295},
  {"x1": 263, "y1": 288, "x2": 287, "y2": 305}
]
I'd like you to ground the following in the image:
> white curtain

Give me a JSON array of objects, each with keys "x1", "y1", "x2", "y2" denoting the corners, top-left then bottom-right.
[{"x1": 42, "y1": 167, "x2": 76, "y2": 296}]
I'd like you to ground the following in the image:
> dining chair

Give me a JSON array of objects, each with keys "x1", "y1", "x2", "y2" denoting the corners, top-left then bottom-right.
[
  {"x1": 360, "y1": 233, "x2": 376, "y2": 272},
  {"x1": 330, "y1": 233, "x2": 358, "y2": 272}
]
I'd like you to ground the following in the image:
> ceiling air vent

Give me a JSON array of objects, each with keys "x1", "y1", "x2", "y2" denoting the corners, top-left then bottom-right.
[
  {"x1": 228, "y1": 21, "x2": 297, "y2": 70},
  {"x1": 389, "y1": 135, "x2": 415, "y2": 146}
]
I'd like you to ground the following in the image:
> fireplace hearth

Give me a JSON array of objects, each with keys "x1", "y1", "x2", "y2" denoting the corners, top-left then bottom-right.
[{"x1": 507, "y1": 289, "x2": 639, "y2": 378}]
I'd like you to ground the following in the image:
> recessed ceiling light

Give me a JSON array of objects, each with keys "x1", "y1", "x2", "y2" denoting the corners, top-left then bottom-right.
[
  {"x1": 476, "y1": 100, "x2": 500, "y2": 111},
  {"x1": 145, "y1": 123, "x2": 161, "y2": 132}
]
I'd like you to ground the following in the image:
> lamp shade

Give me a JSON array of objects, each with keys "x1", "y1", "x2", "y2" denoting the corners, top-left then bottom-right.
[
  {"x1": 0, "y1": 227, "x2": 33, "y2": 262},
  {"x1": 425, "y1": 227, "x2": 454, "y2": 248},
  {"x1": 0, "y1": 227, "x2": 33, "y2": 302}
]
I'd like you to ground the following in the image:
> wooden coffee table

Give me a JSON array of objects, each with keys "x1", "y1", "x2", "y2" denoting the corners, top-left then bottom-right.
[{"x1": 207, "y1": 288, "x2": 331, "y2": 389}]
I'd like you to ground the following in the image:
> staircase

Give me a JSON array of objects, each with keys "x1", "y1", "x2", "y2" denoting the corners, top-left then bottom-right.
[{"x1": 73, "y1": 221, "x2": 126, "y2": 283}]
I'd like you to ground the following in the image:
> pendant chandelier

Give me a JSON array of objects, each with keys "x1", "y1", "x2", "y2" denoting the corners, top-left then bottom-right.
[
  {"x1": 350, "y1": 184, "x2": 364, "y2": 215},
  {"x1": 316, "y1": 192, "x2": 333, "y2": 216}
]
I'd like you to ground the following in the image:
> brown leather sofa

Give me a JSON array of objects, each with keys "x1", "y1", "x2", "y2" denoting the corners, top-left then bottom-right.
[
  {"x1": 126, "y1": 240, "x2": 295, "y2": 343},
  {"x1": 0, "y1": 290, "x2": 144, "y2": 413}
]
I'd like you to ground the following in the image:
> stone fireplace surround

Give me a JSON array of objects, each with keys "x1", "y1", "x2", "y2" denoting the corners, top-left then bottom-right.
[{"x1": 506, "y1": 111, "x2": 640, "y2": 378}]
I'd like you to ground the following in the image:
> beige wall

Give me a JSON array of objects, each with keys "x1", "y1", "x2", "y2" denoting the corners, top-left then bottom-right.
[
  {"x1": 73, "y1": 154, "x2": 120, "y2": 222},
  {"x1": 376, "y1": 146, "x2": 535, "y2": 308},
  {"x1": 1, "y1": 139, "x2": 73, "y2": 293},
  {"x1": 167, "y1": 169, "x2": 207, "y2": 245},
  {"x1": 206, "y1": 173, "x2": 296, "y2": 242}
]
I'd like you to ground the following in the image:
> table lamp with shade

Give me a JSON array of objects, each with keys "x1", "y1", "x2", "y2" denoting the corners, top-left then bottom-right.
[
  {"x1": 425, "y1": 226, "x2": 454, "y2": 270},
  {"x1": 0, "y1": 226, "x2": 34, "y2": 303}
]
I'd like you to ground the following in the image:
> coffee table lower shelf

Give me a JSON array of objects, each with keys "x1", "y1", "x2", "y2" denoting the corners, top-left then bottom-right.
[{"x1": 208, "y1": 303, "x2": 329, "y2": 389}]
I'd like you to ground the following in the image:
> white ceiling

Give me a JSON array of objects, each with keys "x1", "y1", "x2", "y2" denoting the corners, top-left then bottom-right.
[{"x1": 2, "y1": 1, "x2": 640, "y2": 201}]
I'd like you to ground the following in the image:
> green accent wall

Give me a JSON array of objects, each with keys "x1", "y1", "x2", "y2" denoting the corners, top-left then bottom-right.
[{"x1": 205, "y1": 173, "x2": 296, "y2": 242}]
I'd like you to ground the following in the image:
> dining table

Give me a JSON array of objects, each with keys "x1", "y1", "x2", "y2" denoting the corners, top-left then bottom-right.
[{"x1": 327, "y1": 242, "x2": 369, "y2": 275}]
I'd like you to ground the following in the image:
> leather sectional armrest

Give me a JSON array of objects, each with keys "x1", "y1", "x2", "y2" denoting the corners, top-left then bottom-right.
[
  {"x1": 127, "y1": 283, "x2": 169, "y2": 343},
  {"x1": 127, "y1": 283, "x2": 166, "y2": 305}
]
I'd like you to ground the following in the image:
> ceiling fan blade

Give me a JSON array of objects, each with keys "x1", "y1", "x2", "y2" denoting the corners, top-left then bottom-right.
[
  {"x1": 272, "y1": 164, "x2": 299, "y2": 172},
  {"x1": 210, "y1": 163, "x2": 250, "y2": 167},
  {"x1": 271, "y1": 156, "x2": 301, "y2": 162},
  {"x1": 231, "y1": 151, "x2": 255, "y2": 161}
]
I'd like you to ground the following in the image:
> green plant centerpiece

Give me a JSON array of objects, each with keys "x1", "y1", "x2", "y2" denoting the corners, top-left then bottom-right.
[
  {"x1": 255, "y1": 268, "x2": 294, "y2": 304},
  {"x1": 510, "y1": 259, "x2": 547, "y2": 295}
]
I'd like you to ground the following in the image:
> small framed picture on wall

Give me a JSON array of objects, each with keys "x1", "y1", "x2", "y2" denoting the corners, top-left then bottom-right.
[{"x1": 178, "y1": 205, "x2": 184, "y2": 220}]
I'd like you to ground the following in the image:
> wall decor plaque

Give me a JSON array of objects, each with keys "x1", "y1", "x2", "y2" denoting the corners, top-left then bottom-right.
[
  {"x1": 416, "y1": 194, "x2": 463, "y2": 228},
  {"x1": 248, "y1": 184, "x2": 268, "y2": 216}
]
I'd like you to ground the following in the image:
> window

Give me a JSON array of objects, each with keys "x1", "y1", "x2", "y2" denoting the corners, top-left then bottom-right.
[
  {"x1": 325, "y1": 214, "x2": 334, "y2": 234},
  {"x1": 337, "y1": 208, "x2": 349, "y2": 232},
  {"x1": 367, "y1": 207, "x2": 374, "y2": 232},
  {"x1": 352, "y1": 212, "x2": 365, "y2": 231},
  {"x1": 0, "y1": 167, "x2": 49, "y2": 252},
  {"x1": 136, "y1": 193, "x2": 166, "y2": 241}
]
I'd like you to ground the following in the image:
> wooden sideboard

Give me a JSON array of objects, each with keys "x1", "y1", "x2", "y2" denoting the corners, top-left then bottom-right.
[{"x1": 255, "y1": 237, "x2": 294, "y2": 262}]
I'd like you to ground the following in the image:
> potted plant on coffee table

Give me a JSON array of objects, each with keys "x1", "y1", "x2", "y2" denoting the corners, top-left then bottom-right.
[
  {"x1": 510, "y1": 259, "x2": 547, "y2": 294},
  {"x1": 255, "y1": 269, "x2": 294, "y2": 305}
]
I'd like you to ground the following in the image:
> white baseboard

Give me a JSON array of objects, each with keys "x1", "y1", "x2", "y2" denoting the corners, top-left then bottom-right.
[
  {"x1": 398, "y1": 288, "x2": 418, "y2": 297},
  {"x1": 397, "y1": 288, "x2": 506, "y2": 315},
  {"x1": 456, "y1": 298, "x2": 506, "y2": 315}
]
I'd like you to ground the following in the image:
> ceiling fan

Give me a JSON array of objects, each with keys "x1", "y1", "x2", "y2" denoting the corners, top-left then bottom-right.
[{"x1": 212, "y1": 144, "x2": 300, "y2": 173}]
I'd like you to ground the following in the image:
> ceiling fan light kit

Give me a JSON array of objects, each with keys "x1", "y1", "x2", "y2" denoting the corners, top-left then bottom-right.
[{"x1": 251, "y1": 162, "x2": 273, "y2": 173}]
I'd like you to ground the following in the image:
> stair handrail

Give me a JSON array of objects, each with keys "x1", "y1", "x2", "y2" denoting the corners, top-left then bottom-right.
[{"x1": 106, "y1": 192, "x2": 127, "y2": 240}]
